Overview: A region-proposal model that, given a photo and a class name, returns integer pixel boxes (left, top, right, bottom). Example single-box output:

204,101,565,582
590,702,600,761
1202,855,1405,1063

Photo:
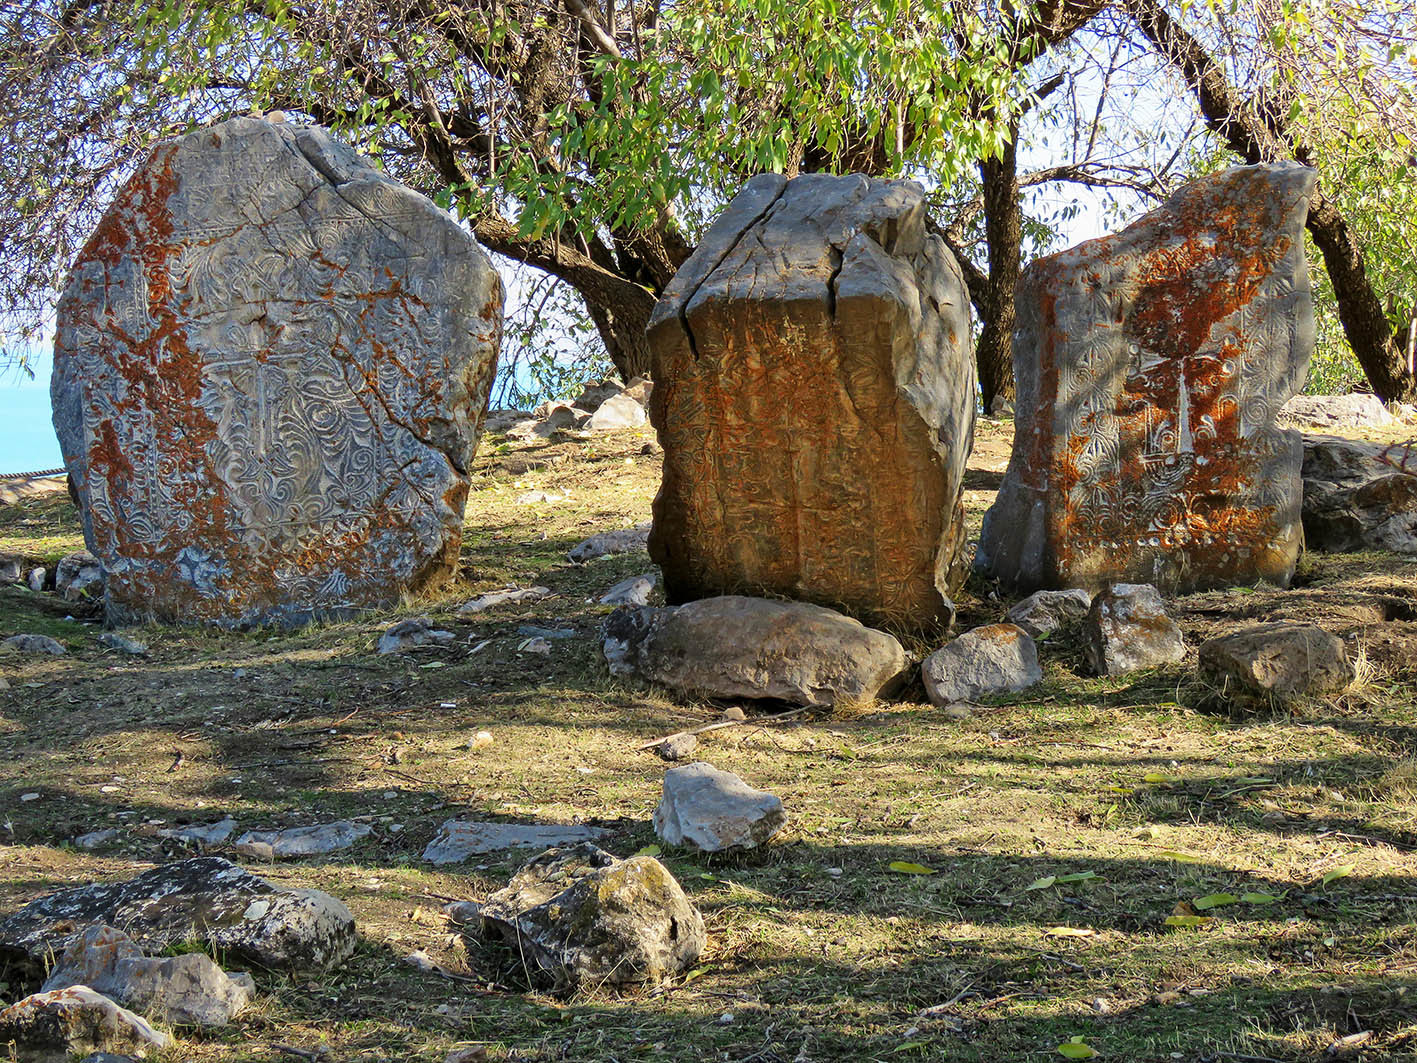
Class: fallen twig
634,704,819,751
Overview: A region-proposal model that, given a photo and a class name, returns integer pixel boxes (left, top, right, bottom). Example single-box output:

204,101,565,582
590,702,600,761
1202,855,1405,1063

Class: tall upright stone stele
52,117,503,627
646,173,976,633
975,163,1318,594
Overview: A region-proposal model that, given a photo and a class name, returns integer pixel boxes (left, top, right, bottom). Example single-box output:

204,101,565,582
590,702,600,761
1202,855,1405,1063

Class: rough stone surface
52,116,503,629
97,632,147,655
422,820,607,865
0,557,21,583
1198,623,1354,701
568,525,651,563
601,572,657,607
477,843,705,987
585,393,647,432
55,550,104,602
233,820,371,857
0,857,356,974
1,634,66,655
41,924,253,1026
378,617,454,654
458,585,551,613
75,829,121,850
0,987,169,1062
921,623,1042,706
653,762,786,852
603,595,909,706
1301,435,1417,554
653,732,699,762
977,164,1318,594
26,566,46,592
158,817,238,846
571,380,625,412
1278,392,1394,428
1084,584,1186,676
647,173,976,633
1006,589,1093,638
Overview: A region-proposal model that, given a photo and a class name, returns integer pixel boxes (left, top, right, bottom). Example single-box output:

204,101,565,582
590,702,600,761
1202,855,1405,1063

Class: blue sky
0,351,62,473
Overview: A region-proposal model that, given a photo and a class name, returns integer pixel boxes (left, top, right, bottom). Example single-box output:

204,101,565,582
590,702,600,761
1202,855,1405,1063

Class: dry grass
0,420,1415,1062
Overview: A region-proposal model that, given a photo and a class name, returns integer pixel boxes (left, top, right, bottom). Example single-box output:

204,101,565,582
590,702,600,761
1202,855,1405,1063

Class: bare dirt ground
1,416,1416,1063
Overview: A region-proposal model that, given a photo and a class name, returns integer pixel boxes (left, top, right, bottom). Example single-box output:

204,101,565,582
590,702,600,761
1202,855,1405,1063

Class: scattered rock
457,586,552,613
652,733,698,762
26,566,47,592
0,986,169,1061
516,624,576,640
571,380,626,413
233,820,372,857
921,623,1042,706
647,173,975,632
653,762,786,852
1006,588,1093,638
568,524,651,563
621,377,653,405
516,636,552,655
53,117,502,628
422,820,608,865
603,595,909,706
74,829,120,850
468,730,493,750
1198,623,1354,703
0,557,20,583
585,393,647,432
601,573,657,607
482,409,535,434
1301,435,1417,554
1278,392,1394,428
1,633,66,655
977,164,1317,594
159,817,238,846
378,617,455,654
97,631,147,655
1084,584,1186,676
532,404,584,437
54,550,104,602
0,857,357,974
41,924,253,1026
476,843,705,987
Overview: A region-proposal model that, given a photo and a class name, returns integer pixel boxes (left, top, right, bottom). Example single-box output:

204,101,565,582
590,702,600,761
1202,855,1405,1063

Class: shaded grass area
0,423,1415,1062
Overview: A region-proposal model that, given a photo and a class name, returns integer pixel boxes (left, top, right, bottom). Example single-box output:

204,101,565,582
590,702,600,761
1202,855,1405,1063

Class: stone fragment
601,572,657,607
422,820,607,865
585,394,647,432
977,164,1318,594
1,634,66,655
233,820,371,857
653,762,786,852
568,524,651,563
476,843,705,987
648,173,975,632
74,829,121,850
1278,393,1394,428
622,377,654,405
1301,436,1417,554
603,595,908,706
52,117,502,628
0,557,21,583
97,631,147,655
0,986,169,1061
533,404,584,437
55,550,104,602
1006,589,1093,638
652,732,698,762
571,380,625,412
378,617,454,654
41,924,253,1026
1198,623,1354,702
26,566,47,592
1084,584,1186,676
921,623,1042,706
158,817,238,846
457,585,552,613
482,409,535,434
0,857,356,974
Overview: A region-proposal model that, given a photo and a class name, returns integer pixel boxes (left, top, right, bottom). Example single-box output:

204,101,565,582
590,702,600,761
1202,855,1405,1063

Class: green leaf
888,861,935,875
1192,893,1239,910
1058,1039,1100,1058
1024,875,1057,891
1240,892,1283,905
1321,864,1354,886
1142,772,1177,784
1164,914,1212,927
1056,872,1098,884
634,844,661,858
1158,851,1203,863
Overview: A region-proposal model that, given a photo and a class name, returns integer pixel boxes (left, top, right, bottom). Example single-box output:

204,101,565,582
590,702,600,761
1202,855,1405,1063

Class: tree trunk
584,286,657,381
1127,0,1416,402
976,134,1023,411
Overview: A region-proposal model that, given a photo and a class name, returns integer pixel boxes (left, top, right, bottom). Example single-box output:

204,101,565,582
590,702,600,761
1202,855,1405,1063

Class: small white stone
19,792,40,802
242,899,270,920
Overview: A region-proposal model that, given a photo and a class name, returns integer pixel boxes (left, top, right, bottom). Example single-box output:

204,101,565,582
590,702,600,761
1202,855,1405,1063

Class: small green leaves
634,844,661,858
1164,914,1212,928
1058,1036,1100,1057
888,861,935,875
1240,892,1283,905
1157,850,1203,863
1321,864,1355,886
1192,893,1240,910
1025,872,1098,892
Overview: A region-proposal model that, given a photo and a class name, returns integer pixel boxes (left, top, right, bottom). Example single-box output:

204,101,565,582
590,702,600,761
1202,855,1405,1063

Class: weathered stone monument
646,173,976,632
976,163,1317,594
52,117,502,626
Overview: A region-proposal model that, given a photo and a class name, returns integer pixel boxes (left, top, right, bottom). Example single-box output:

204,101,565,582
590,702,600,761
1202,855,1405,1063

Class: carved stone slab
975,163,1317,594
52,117,502,626
647,173,976,633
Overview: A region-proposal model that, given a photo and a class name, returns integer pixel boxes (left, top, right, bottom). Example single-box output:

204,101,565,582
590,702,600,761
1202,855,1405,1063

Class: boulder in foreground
921,623,1042,706
0,986,169,1062
1084,584,1186,676
654,762,786,852
1198,623,1353,703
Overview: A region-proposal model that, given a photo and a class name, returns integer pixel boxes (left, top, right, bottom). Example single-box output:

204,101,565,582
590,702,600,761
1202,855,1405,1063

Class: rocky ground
1,411,1416,1062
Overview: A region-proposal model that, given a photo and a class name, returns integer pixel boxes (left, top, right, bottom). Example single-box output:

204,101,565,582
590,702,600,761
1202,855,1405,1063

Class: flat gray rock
585,393,647,431
52,116,502,628
1084,584,1186,676
234,820,371,857
0,558,20,583
2,633,66,655
601,572,657,607
458,585,552,613
1006,589,1093,638
603,595,908,706
0,857,356,974
1279,393,1394,428
378,617,454,654
54,550,103,602
921,623,1042,706
1198,623,1353,702
159,817,238,846
423,820,607,865
0,987,169,1061
26,566,46,592
74,829,121,850
569,525,651,563
654,762,786,852
476,843,705,987
97,631,147,655
1301,435,1417,554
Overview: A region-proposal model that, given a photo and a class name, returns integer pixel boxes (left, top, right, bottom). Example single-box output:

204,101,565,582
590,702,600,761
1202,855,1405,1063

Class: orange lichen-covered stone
647,174,976,634
51,118,502,627
976,164,1317,594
